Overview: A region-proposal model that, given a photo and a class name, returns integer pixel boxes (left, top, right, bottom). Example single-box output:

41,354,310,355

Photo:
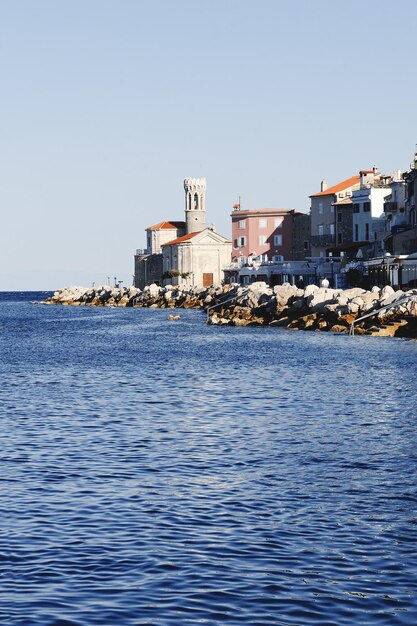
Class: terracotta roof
310,175,360,197
332,197,353,206
162,231,202,246
146,220,186,231
231,208,294,217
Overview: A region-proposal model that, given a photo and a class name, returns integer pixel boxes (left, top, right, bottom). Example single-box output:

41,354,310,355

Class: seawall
44,283,417,338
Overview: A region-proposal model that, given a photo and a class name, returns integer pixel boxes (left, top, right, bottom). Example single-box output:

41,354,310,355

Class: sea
1,291,417,626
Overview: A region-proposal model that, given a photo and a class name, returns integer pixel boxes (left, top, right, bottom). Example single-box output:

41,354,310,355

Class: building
310,175,360,257
162,227,232,288
231,207,308,264
385,146,417,256
404,146,417,230
351,169,391,255
292,212,311,260
134,221,186,289
134,178,231,289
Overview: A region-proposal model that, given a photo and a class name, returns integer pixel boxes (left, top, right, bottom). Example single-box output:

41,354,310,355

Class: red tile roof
310,175,360,197
231,208,294,217
162,231,202,246
146,220,186,231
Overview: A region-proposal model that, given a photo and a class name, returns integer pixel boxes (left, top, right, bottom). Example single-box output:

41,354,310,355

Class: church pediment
189,228,231,245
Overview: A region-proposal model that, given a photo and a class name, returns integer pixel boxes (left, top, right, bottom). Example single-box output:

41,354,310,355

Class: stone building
134,178,231,289
291,212,311,260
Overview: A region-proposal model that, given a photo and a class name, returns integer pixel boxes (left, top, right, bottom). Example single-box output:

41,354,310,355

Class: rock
307,288,338,311
330,324,348,333
381,285,395,298
303,284,319,297
347,301,360,314
248,282,272,298
43,283,417,338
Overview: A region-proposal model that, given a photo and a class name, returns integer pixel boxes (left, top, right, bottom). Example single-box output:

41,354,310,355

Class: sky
1,0,416,290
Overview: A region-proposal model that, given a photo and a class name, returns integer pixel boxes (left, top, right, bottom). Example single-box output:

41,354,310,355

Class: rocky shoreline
44,283,417,338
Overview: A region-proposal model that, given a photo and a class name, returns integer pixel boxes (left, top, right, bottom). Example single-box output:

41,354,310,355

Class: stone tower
184,177,206,234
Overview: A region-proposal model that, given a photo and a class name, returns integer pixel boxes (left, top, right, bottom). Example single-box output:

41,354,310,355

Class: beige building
162,227,232,287
134,178,232,289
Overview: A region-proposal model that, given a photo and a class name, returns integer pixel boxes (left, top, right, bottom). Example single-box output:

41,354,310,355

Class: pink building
231,207,297,262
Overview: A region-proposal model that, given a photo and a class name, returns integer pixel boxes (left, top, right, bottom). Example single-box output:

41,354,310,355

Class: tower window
194,193,199,210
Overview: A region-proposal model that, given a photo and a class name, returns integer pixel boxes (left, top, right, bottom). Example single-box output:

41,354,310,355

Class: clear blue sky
1,0,416,290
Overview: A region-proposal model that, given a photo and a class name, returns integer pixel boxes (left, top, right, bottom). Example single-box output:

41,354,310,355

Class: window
233,239,238,249
239,236,246,247
330,224,335,235
274,234,282,246
275,217,283,228
354,224,359,241
365,223,369,241
330,205,334,213
303,240,309,250
259,235,267,245
318,224,324,235
363,202,371,212
319,203,323,214
337,233,342,244
238,220,246,229
337,211,342,222
353,204,360,213
259,218,267,228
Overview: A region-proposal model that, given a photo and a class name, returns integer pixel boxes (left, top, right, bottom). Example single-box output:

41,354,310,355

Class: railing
384,201,398,212
136,249,150,256
206,287,251,322
310,234,335,246
223,263,243,271
349,294,417,336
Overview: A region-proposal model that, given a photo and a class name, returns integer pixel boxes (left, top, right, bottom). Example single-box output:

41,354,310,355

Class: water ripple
1,294,417,625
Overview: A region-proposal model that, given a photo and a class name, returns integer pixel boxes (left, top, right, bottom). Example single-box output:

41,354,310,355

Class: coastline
44,283,417,338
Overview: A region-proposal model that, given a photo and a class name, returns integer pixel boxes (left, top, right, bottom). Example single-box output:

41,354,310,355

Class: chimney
321,179,327,192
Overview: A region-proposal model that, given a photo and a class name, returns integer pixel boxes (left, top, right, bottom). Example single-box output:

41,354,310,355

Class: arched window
194,193,199,210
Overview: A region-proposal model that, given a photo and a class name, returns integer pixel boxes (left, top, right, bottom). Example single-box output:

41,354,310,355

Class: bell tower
184,177,206,234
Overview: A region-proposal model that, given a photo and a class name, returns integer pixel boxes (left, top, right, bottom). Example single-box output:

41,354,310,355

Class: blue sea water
1,291,417,626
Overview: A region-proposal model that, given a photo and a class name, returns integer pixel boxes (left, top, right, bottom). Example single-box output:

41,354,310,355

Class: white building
162,178,231,288
134,178,232,289
352,169,391,250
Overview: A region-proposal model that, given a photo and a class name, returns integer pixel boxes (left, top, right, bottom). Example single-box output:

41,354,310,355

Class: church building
134,178,231,289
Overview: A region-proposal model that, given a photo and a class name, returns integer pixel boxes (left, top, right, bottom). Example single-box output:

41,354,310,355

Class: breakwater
44,283,417,337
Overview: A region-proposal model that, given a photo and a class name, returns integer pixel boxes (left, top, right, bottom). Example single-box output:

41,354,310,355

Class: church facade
134,178,232,289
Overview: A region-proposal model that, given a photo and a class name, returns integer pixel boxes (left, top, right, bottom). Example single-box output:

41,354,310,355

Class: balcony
384,201,398,213
310,234,335,247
